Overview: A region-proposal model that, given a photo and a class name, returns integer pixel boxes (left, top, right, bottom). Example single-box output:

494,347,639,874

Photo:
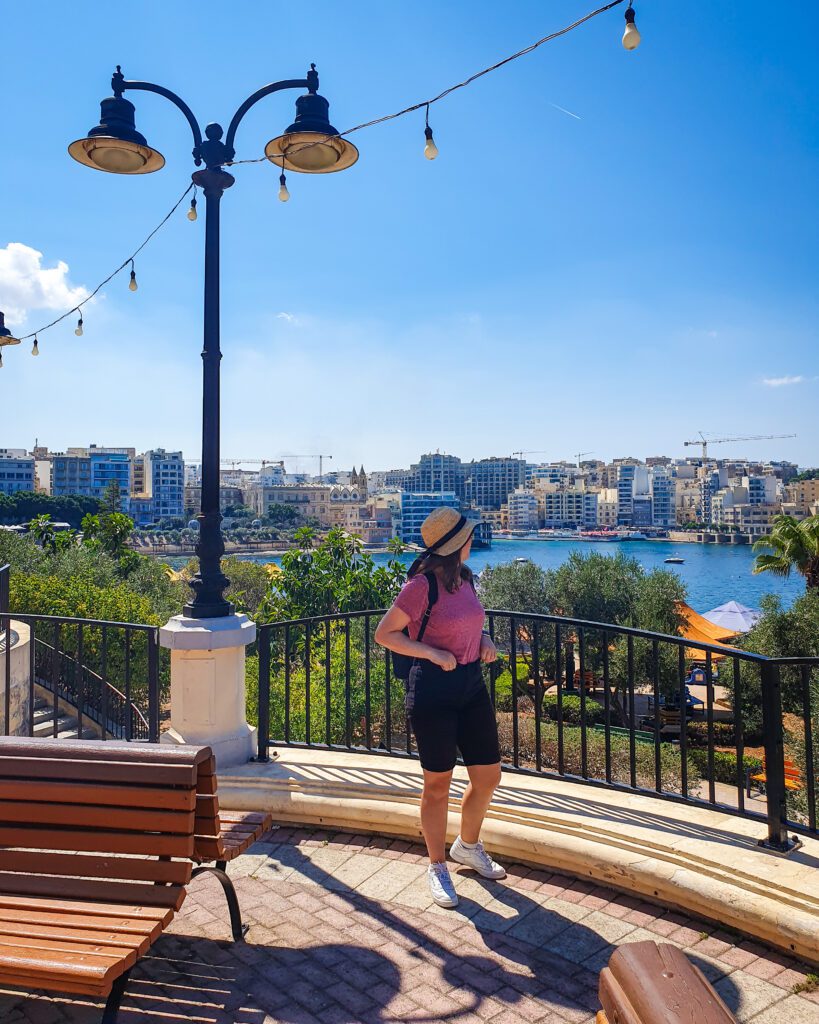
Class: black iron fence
1,563,163,742
256,610,819,850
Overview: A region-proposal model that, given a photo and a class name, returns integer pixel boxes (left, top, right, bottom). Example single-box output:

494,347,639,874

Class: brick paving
1,826,817,1023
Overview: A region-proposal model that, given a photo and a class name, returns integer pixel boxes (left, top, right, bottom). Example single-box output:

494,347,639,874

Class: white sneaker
450,836,507,879
427,862,459,907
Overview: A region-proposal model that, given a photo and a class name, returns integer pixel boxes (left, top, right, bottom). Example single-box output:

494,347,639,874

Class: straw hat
420,507,481,557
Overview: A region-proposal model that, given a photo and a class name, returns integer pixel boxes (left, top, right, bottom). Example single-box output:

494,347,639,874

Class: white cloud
0,243,87,327
276,311,299,325
762,375,806,388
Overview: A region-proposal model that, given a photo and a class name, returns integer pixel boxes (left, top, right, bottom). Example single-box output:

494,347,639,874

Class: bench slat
0,922,146,953
0,933,139,969
0,970,117,998
0,826,194,858
0,908,160,939
0,851,192,885
0,801,195,835
0,894,173,924
0,756,197,788
0,738,212,767
0,943,126,980
0,779,196,812
0,874,186,911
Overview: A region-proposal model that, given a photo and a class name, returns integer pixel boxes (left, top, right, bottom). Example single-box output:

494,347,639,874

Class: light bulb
278,173,290,203
31,337,39,357
424,126,439,160
75,316,83,337
622,7,641,50
129,269,138,292
187,197,198,221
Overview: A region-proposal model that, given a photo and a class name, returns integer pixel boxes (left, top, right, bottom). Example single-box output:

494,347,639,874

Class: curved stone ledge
220,747,819,966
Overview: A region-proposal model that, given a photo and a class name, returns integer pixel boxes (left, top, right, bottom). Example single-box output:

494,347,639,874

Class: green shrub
541,693,604,726
687,747,762,786
496,715,687,793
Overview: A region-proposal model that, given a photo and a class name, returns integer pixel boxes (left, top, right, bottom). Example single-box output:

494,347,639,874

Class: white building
507,488,539,530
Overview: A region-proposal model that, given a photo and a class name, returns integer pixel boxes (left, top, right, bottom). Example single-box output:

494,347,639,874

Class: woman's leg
420,768,453,862
460,762,501,843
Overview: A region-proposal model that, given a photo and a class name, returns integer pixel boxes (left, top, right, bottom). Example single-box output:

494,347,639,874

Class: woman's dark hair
408,547,474,593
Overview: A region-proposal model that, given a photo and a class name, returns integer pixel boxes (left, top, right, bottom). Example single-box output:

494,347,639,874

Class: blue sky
1,2,817,473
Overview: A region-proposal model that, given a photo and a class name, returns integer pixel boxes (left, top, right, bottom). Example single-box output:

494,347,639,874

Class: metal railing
1,562,163,742
256,609,819,851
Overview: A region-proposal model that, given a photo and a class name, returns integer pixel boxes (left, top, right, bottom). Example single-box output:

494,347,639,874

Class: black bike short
409,659,501,773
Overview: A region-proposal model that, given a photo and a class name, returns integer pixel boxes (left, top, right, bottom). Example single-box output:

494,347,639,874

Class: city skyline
2,3,817,466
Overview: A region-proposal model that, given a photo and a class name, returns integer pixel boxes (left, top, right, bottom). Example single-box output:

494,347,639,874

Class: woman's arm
374,605,456,670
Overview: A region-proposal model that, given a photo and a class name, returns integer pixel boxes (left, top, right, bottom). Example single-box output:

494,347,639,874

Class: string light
4,0,633,370
622,2,641,49
423,105,439,161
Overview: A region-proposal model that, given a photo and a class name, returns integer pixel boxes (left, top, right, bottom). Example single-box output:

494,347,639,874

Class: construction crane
280,454,333,482
575,450,594,466
220,458,275,469
512,450,549,460
683,433,797,464
683,432,797,522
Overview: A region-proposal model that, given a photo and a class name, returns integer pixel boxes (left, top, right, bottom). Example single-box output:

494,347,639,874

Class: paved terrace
2,825,817,1024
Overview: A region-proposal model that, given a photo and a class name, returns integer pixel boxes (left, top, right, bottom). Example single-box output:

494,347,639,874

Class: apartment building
0,450,35,495
463,457,526,511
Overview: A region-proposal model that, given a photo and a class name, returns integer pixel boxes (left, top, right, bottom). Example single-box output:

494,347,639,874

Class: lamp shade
0,312,20,346
69,96,165,174
265,91,358,174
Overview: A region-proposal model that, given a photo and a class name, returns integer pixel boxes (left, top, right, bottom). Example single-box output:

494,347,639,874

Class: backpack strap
415,571,439,643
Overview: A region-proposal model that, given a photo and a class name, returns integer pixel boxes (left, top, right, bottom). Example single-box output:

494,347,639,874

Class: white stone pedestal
159,614,257,769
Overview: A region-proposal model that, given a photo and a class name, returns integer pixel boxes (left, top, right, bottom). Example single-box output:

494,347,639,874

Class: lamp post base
159,613,257,769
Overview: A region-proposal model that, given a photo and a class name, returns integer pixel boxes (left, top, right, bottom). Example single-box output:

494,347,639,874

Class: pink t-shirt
394,574,485,665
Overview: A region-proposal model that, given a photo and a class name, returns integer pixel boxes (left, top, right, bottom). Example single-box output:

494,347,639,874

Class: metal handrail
33,636,151,738
256,608,819,852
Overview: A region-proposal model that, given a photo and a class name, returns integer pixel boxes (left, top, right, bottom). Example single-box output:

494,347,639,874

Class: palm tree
753,514,819,590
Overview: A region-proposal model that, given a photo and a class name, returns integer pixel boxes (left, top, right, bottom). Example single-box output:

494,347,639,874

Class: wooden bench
190,750,273,940
0,738,272,1021
746,756,803,798
597,941,737,1023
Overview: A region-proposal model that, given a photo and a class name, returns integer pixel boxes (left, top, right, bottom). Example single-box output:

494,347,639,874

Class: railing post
147,629,160,743
256,626,271,762
759,660,799,852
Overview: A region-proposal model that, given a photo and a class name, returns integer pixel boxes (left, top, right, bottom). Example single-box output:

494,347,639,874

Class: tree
478,560,553,616
549,550,643,624
81,511,135,557
0,491,101,529
753,514,819,590
258,527,406,622
28,514,59,554
731,591,819,732
100,481,124,516
262,503,300,528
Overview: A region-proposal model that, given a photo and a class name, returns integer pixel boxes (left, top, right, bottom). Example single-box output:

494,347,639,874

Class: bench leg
102,967,132,1024
192,863,248,942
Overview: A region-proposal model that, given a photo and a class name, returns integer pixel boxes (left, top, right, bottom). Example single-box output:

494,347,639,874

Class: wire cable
16,183,194,341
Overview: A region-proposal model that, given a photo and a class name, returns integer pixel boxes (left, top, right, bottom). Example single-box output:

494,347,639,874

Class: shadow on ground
0,840,742,1024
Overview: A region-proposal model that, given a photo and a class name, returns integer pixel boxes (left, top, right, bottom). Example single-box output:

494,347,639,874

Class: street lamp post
69,64,358,618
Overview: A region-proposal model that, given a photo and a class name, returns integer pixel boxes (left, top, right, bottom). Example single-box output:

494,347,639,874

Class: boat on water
665,556,685,564
514,556,528,563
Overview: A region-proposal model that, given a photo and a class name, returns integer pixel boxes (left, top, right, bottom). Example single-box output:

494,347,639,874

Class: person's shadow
2,838,741,1023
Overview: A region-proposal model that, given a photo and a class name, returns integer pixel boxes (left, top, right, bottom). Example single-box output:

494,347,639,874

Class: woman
375,507,505,908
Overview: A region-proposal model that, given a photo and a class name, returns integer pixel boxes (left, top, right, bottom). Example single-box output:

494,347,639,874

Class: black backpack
391,571,439,680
